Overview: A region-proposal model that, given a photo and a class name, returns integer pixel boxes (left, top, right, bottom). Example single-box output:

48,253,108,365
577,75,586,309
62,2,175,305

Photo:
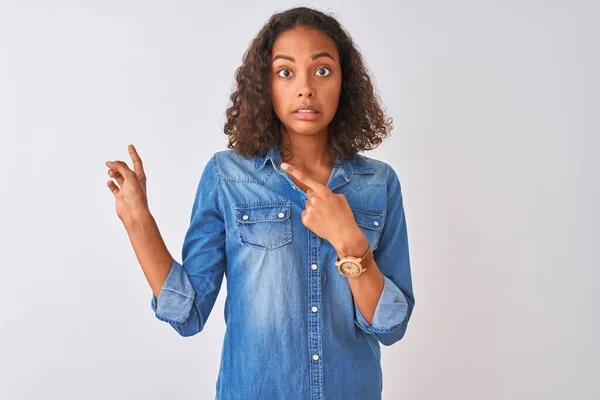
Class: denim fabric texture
150,144,415,400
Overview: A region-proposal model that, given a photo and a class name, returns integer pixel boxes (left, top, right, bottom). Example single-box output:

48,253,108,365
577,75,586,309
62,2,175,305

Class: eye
315,67,331,77
276,67,332,78
277,69,293,78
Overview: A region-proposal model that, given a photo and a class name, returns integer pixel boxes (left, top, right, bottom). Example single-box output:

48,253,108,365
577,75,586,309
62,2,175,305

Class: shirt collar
253,143,375,187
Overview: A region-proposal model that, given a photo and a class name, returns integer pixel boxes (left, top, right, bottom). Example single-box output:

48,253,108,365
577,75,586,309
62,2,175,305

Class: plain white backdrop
0,1,598,399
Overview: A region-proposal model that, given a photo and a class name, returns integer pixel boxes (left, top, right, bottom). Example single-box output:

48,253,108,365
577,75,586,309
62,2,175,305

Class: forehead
271,26,338,59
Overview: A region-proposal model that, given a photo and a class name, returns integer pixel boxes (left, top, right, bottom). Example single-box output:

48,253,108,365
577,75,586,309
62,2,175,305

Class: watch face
340,261,360,277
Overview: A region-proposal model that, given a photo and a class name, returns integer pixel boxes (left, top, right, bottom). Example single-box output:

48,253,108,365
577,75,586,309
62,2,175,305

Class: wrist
334,228,368,258
121,207,153,229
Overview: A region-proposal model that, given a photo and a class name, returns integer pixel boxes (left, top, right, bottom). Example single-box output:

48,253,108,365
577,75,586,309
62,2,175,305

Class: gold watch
335,246,372,278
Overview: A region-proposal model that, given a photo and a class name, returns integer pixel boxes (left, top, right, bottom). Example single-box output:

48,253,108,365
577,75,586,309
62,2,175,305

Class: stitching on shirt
219,176,263,183
233,201,292,209
355,319,402,334
212,153,226,218
351,181,386,191
163,286,195,299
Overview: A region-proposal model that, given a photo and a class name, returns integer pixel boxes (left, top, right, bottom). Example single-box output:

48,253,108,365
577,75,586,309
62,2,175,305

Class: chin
287,124,328,136
282,117,331,134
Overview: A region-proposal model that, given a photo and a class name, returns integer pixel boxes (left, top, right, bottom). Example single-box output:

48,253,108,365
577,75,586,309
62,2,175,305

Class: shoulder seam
211,153,225,217
386,162,392,190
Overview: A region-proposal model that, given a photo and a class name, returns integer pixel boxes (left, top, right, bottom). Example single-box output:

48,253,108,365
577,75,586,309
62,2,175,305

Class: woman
105,6,415,400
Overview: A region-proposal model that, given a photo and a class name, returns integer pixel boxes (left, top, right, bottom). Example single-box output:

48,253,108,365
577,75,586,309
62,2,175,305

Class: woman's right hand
105,144,149,222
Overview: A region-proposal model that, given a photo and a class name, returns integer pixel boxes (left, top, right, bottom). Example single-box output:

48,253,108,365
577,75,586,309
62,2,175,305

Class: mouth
292,109,320,120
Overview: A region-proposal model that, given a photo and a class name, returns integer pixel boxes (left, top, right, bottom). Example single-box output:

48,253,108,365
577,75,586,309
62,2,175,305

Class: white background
0,0,598,399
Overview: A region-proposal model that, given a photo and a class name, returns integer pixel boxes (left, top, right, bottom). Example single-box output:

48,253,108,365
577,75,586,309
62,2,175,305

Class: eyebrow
272,52,336,63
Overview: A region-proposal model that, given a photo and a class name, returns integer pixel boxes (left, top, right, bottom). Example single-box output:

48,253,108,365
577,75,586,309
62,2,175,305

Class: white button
312,306,318,312
278,212,285,218
312,354,319,360
373,221,379,226
311,264,317,270
242,215,249,220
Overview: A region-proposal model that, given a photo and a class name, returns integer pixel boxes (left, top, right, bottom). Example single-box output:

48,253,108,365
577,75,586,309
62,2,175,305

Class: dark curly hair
223,6,393,162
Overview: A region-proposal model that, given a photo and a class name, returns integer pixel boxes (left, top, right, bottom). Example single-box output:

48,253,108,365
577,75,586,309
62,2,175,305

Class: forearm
335,232,384,326
122,209,174,299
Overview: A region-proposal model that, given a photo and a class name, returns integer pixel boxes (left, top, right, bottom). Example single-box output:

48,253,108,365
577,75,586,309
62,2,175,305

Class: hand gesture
105,144,149,222
280,162,363,251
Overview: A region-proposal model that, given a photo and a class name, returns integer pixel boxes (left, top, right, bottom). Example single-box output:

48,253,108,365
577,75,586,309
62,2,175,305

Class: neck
279,128,335,171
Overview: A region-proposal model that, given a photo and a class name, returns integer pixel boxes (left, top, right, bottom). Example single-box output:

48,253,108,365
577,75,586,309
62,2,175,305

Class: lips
292,110,320,120
293,105,319,114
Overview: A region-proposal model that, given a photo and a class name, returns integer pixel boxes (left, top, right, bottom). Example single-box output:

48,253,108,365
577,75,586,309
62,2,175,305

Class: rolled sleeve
149,153,227,337
353,164,415,346
150,259,195,325
354,274,409,333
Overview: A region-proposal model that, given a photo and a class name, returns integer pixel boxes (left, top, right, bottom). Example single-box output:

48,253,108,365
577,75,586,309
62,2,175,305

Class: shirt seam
212,153,225,217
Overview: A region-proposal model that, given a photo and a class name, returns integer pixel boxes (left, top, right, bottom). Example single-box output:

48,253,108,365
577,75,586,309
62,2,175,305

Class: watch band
359,246,372,266
336,246,371,263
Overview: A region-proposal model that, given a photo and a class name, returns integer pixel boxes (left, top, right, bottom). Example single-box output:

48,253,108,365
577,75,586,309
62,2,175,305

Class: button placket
307,234,324,398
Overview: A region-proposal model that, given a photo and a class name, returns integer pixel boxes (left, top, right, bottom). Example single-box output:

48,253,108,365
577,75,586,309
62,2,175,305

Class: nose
296,75,314,98
297,90,313,97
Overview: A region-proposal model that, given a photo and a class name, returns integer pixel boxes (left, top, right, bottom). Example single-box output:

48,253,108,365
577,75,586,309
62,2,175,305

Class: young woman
105,7,415,400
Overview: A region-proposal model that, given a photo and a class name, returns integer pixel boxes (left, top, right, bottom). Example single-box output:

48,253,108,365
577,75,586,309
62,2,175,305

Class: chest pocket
234,202,292,250
352,207,386,252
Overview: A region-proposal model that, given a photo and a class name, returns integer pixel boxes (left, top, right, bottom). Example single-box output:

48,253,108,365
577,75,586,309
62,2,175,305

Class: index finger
280,162,327,195
105,160,134,177
128,144,145,175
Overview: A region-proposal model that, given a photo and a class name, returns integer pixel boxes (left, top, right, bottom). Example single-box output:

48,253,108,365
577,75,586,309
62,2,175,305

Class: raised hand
105,144,149,222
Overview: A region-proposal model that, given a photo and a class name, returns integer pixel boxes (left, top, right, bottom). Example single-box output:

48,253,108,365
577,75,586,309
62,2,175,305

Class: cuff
354,274,409,333
150,259,195,325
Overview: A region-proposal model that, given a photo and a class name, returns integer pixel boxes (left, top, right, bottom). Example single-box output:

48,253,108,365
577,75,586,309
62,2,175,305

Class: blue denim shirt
150,144,415,400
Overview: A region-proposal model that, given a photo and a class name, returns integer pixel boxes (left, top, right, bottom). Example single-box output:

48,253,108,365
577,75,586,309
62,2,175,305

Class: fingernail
281,163,288,170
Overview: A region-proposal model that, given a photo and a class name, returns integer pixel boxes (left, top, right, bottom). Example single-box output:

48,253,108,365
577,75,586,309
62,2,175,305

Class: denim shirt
150,144,415,400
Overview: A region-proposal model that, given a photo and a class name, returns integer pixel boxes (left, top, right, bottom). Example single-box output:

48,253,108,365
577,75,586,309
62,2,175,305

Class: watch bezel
335,253,368,278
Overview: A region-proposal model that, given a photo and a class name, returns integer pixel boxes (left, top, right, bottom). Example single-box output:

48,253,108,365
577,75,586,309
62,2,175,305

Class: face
269,25,342,139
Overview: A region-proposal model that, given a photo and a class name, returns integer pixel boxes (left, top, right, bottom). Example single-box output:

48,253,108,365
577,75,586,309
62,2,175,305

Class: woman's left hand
281,162,363,251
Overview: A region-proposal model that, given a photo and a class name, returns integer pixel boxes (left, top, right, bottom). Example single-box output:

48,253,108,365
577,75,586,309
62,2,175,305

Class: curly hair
223,6,393,162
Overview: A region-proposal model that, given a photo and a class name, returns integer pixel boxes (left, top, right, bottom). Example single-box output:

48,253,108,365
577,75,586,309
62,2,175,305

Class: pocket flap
234,202,291,224
352,207,385,232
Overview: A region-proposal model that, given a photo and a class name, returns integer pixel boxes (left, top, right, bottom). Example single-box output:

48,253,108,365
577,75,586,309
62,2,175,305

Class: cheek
323,83,342,114
269,93,282,118
270,81,287,112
